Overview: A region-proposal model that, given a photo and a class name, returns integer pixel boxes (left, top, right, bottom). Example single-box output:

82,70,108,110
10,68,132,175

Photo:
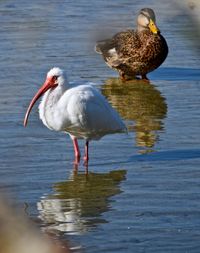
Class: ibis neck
44,85,65,106
39,85,66,130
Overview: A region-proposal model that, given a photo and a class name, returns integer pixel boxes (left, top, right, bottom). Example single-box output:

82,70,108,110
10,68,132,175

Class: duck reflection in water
37,169,126,235
101,78,167,153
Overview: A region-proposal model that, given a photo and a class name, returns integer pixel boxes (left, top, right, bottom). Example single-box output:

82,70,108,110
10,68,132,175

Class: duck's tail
94,39,115,55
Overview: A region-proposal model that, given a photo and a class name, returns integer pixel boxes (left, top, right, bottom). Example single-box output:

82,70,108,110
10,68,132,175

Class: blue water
0,0,200,252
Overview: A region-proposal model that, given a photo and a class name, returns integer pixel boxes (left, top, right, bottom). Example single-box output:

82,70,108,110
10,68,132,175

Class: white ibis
24,67,126,165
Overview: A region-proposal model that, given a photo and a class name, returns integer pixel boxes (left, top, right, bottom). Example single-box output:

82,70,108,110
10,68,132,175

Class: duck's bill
149,19,160,34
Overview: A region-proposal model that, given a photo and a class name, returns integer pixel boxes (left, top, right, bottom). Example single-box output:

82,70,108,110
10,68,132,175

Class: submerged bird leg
83,140,89,165
119,71,137,82
119,71,127,82
141,74,149,81
73,163,79,175
72,138,81,164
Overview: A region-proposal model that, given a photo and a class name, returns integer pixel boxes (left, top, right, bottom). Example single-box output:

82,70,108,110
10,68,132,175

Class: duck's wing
113,30,141,57
95,30,141,67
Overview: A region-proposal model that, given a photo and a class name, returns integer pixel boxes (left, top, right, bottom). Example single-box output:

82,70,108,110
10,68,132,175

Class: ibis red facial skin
24,67,126,165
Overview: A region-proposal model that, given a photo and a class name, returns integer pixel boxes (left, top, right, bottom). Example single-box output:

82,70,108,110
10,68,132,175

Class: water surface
0,0,200,252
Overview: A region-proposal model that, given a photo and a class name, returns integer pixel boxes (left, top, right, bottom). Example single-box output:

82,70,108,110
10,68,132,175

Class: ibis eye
53,75,58,81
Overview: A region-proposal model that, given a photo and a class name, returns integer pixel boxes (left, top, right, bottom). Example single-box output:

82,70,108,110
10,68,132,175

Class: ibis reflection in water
101,78,167,153
37,170,126,234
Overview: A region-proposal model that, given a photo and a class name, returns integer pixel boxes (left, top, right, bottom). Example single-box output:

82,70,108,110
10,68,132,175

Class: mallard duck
95,8,168,81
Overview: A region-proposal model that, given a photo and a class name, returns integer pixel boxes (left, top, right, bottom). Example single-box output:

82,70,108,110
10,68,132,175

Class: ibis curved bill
24,67,126,165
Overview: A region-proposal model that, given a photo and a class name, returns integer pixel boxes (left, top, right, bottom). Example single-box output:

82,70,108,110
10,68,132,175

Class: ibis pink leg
84,141,89,164
72,138,81,164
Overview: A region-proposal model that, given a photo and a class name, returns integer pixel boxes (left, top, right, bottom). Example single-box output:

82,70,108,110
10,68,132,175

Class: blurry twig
0,197,72,253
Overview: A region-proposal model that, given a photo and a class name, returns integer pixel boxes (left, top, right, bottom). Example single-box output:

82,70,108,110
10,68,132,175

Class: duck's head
137,8,160,34
23,67,66,127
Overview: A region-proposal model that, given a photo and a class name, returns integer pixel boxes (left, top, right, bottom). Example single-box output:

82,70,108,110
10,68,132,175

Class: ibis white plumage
24,67,126,164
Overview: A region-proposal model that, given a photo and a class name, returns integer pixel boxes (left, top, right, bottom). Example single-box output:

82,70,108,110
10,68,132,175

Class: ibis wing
57,85,126,139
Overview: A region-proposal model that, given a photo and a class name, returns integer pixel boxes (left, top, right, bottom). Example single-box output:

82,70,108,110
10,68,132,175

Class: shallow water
0,0,200,252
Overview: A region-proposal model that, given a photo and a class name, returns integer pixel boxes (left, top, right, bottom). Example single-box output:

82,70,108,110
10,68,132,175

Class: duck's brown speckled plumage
95,8,168,80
